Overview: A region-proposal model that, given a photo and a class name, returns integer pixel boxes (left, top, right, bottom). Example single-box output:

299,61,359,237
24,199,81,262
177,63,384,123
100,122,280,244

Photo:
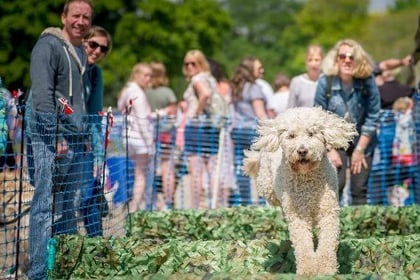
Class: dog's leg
315,193,340,275
282,198,317,276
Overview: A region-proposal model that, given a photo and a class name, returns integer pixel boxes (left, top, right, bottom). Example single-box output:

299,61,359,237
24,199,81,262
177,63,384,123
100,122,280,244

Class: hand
56,139,69,155
350,150,368,174
402,55,412,66
327,149,342,168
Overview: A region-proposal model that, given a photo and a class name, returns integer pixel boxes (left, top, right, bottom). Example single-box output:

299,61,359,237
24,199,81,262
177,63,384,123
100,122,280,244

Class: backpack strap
361,79,368,96
325,75,333,108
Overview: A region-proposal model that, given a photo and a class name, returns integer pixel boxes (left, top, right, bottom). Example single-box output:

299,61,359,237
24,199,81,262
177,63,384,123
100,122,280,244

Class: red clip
58,97,74,115
108,108,114,128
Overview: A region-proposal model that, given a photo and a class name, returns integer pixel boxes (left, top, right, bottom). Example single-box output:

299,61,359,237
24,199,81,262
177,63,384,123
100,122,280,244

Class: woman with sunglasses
181,49,221,209
80,25,112,237
314,39,380,205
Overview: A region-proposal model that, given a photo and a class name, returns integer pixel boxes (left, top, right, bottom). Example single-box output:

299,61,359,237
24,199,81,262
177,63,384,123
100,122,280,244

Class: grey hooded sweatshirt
29,27,88,144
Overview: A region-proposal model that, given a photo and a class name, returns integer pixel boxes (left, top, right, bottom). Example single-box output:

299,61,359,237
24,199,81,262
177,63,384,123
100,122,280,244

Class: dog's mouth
291,159,319,173
298,158,311,165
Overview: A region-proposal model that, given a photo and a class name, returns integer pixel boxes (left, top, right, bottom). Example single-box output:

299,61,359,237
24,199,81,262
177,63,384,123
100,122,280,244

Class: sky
369,0,395,12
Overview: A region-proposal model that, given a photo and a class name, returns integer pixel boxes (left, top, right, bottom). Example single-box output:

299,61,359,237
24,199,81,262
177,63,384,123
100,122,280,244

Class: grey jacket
29,27,88,144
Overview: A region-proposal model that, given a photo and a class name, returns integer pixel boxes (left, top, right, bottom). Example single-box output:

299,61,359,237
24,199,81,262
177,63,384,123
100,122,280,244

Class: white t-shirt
287,74,318,108
270,91,289,114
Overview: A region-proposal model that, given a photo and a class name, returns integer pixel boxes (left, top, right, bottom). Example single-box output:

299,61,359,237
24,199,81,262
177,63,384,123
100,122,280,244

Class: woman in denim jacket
314,39,380,205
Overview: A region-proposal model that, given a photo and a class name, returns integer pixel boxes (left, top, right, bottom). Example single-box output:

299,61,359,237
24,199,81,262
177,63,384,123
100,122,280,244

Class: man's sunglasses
88,41,109,53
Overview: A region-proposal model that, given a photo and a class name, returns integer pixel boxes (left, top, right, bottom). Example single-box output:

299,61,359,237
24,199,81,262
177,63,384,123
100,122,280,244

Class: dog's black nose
297,146,308,157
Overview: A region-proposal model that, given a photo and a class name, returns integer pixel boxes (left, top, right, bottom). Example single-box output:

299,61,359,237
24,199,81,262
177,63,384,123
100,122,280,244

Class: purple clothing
232,82,266,128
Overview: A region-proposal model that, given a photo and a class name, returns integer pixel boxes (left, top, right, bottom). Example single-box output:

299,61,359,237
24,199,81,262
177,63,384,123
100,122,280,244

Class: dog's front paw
295,252,318,276
315,253,338,275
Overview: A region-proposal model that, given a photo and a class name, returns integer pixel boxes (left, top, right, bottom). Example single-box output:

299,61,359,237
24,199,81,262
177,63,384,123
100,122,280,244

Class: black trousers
336,148,373,205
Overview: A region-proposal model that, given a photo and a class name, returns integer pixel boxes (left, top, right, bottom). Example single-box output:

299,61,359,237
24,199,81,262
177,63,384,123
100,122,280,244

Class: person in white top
269,73,290,116
287,44,324,108
117,63,153,213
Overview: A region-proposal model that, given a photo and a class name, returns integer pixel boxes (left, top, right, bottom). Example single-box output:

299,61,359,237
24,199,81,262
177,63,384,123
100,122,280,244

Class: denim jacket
314,74,380,155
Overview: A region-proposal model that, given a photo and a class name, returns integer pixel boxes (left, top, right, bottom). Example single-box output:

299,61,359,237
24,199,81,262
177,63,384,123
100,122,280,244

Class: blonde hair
118,62,151,99
182,49,211,78
306,44,324,60
322,39,374,78
129,63,151,82
150,61,169,87
392,97,413,112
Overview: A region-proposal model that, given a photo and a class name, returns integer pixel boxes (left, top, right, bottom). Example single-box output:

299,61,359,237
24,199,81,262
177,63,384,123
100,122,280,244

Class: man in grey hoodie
27,1,93,279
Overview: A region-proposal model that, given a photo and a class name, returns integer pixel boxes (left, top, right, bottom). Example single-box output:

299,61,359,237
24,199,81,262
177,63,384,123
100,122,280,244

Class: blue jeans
80,152,103,237
231,127,257,205
28,139,84,280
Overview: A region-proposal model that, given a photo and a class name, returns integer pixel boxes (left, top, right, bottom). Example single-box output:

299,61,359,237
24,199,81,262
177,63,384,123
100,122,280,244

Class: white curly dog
243,107,357,276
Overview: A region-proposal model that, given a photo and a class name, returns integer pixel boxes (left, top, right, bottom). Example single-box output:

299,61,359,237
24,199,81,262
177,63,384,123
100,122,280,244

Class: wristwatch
355,145,365,153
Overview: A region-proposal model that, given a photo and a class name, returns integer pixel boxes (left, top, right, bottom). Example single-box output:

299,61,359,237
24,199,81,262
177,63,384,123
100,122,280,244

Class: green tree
278,0,370,77
0,0,231,107
391,0,420,11
0,0,417,106
96,0,232,106
0,1,62,91
220,0,303,83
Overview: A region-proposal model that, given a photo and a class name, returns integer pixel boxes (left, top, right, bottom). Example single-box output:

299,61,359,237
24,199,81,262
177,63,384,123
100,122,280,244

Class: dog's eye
287,133,296,139
308,131,314,137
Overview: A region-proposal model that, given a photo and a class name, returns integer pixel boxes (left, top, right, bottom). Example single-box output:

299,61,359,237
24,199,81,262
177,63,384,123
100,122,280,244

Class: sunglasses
184,61,197,67
338,53,354,61
87,40,109,53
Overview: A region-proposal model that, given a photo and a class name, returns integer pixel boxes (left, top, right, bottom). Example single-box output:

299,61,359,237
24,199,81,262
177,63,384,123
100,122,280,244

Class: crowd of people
0,0,418,278
109,41,417,210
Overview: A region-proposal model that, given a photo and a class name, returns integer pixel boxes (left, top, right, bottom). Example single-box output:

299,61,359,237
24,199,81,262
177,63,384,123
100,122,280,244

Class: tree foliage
0,0,419,107
391,0,420,11
220,0,303,82
0,1,62,90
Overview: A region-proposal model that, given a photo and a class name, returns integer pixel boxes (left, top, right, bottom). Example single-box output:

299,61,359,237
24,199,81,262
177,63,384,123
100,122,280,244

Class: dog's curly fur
243,107,357,276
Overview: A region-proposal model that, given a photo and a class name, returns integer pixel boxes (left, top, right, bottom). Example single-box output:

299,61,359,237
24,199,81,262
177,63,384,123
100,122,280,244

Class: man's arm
379,55,412,72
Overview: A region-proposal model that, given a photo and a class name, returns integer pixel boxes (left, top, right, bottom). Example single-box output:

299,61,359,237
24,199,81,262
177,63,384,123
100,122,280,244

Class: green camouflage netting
126,205,419,240
50,206,420,279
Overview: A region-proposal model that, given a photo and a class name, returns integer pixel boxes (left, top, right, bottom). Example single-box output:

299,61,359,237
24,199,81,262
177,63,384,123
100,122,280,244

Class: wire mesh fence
0,93,419,277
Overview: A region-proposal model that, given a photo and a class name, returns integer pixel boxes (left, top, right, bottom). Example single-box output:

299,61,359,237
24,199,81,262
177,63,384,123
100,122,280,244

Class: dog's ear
242,149,260,177
251,119,285,152
321,110,358,150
